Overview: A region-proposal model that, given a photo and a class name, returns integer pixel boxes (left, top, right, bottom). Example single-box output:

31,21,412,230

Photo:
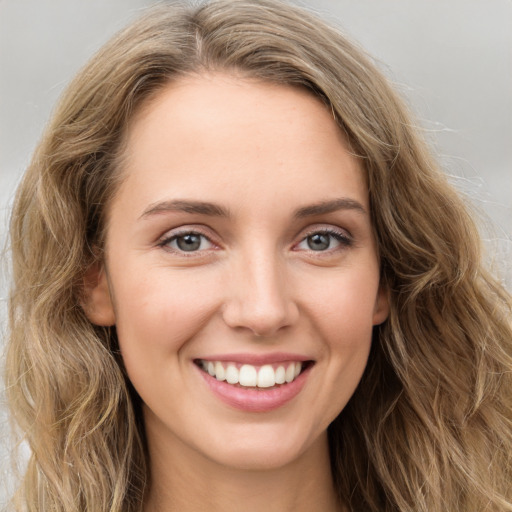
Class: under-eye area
194,359,315,389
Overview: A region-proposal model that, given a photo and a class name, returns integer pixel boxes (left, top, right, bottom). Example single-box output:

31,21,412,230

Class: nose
221,249,299,337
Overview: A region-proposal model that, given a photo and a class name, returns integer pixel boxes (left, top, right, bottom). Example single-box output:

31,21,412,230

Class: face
84,73,388,471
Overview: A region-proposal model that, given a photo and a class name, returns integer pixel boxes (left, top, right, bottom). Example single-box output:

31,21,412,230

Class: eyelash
157,227,353,256
158,229,215,256
294,228,353,253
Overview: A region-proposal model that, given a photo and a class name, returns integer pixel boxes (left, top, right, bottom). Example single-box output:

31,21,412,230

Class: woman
5,1,512,511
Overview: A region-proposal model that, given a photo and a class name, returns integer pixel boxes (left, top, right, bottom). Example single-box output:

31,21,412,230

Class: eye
160,231,214,253
295,229,352,252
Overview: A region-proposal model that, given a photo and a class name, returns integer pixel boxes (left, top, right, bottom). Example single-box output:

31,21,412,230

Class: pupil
307,233,330,251
177,234,201,251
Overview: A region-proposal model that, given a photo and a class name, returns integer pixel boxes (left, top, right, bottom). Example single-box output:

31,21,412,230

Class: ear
81,261,116,326
372,282,390,326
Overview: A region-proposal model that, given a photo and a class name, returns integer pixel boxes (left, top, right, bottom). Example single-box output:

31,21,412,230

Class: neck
143,419,343,512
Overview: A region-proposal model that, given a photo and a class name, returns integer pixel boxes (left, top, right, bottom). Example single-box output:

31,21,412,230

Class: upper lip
195,352,313,365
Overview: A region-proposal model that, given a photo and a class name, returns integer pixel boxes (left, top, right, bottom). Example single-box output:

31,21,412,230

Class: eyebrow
140,199,231,219
139,197,366,220
293,198,367,218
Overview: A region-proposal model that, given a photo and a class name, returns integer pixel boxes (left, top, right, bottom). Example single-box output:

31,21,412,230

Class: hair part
6,1,512,510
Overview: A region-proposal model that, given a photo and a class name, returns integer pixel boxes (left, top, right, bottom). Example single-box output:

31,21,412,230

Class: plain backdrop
1,0,511,507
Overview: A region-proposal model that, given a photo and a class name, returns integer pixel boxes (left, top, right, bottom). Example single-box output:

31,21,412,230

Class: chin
207,445,304,471
197,424,325,472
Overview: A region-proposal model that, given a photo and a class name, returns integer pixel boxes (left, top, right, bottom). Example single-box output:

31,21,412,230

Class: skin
84,73,389,512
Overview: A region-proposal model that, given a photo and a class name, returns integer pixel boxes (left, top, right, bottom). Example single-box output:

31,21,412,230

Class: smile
196,360,305,388
194,357,314,412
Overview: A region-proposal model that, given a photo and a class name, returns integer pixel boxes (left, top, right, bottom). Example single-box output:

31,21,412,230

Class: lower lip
196,364,312,412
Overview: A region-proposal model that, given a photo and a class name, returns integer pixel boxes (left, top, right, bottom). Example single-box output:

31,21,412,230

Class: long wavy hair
6,1,512,510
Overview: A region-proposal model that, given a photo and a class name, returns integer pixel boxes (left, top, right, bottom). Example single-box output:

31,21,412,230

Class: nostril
220,261,299,336
222,300,299,337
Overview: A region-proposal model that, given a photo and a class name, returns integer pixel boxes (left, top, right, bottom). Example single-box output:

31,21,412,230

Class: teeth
275,366,286,384
239,364,257,386
285,364,295,383
214,362,226,381
225,364,239,384
199,360,304,388
257,365,275,388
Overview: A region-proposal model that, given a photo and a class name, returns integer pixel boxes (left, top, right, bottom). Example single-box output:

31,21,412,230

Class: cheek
292,270,378,433
304,267,380,344
111,268,222,365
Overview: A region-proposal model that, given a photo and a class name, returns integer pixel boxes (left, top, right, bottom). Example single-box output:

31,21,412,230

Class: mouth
193,353,315,412
194,359,314,390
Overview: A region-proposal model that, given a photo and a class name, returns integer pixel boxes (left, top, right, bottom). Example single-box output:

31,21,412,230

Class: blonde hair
6,1,512,510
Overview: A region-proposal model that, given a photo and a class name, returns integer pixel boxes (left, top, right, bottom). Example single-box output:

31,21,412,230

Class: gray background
1,0,511,506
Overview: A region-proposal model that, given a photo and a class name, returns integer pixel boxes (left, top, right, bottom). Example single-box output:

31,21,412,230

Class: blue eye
162,232,213,252
296,230,351,252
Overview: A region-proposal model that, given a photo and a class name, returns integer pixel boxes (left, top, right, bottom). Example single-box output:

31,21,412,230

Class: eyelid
300,224,352,239
292,225,353,252
155,223,353,255
157,225,219,253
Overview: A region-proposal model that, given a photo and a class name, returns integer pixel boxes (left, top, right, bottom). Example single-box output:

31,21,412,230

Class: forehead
115,73,368,218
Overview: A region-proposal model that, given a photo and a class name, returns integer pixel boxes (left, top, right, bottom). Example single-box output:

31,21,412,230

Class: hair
5,0,512,510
